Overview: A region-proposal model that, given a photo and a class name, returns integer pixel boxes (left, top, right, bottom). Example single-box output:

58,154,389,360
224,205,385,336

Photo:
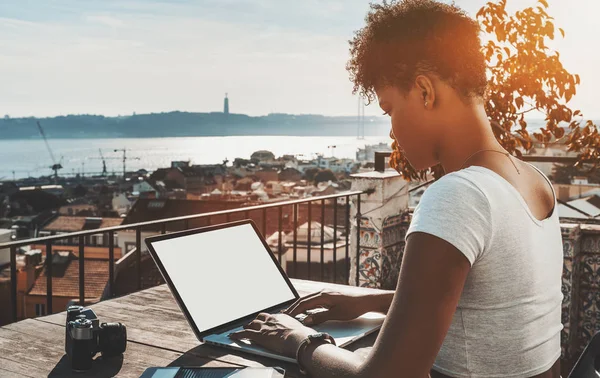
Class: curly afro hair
347,0,487,104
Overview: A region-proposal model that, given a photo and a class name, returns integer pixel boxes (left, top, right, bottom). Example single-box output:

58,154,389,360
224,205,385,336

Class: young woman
230,1,563,377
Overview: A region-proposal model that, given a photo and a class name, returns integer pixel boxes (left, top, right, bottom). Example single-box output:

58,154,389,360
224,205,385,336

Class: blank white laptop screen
150,223,296,334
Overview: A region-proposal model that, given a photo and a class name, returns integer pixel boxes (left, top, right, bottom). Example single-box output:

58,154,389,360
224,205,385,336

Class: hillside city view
1,0,600,377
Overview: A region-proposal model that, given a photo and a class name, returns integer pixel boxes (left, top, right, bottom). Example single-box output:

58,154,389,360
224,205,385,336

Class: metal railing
0,191,367,324
375,150,581,172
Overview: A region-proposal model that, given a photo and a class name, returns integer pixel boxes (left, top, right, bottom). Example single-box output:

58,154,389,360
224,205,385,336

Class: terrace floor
0,279,382,378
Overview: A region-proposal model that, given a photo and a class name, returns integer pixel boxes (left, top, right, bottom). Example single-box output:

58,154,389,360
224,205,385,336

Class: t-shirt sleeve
406,174,492,266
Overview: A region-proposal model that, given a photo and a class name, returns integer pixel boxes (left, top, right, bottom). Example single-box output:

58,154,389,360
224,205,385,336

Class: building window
35,303,46,317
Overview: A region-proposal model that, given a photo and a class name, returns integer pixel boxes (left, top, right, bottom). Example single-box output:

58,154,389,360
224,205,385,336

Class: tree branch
515,107,539,115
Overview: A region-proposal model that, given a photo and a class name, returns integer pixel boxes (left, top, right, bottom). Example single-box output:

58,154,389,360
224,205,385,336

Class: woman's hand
229,312,315,358
283,290,374,326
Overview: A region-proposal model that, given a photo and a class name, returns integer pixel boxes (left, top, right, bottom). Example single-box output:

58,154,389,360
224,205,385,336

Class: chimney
18,249,42,293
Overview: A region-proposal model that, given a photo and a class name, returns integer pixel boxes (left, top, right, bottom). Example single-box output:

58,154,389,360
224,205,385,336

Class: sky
0,0,599,118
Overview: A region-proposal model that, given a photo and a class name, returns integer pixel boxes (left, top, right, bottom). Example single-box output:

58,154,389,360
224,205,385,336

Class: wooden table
0,279,384,377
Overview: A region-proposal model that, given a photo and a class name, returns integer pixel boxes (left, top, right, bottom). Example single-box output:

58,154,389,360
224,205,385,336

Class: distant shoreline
0,132,392,140
0,111,557,140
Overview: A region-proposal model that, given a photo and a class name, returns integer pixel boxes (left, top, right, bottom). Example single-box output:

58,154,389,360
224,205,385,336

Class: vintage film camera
65,305,127,372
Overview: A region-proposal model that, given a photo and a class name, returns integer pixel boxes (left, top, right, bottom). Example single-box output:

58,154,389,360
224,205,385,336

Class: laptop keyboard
175,368,241,378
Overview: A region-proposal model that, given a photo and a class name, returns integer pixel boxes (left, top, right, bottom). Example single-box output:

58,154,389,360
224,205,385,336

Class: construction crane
89,148,138,178
36,121,63,181
98,148,107,176
113,148,140,178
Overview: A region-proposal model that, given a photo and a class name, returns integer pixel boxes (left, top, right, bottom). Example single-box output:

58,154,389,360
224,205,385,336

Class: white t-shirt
406,164,563,377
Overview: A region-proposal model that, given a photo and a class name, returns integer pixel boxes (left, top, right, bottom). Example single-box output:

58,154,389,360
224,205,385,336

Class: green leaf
559,28,565,37
539,0,548,8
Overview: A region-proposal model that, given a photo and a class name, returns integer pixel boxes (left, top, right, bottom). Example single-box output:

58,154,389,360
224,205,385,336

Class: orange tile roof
43,216,123,232
28,258,109,299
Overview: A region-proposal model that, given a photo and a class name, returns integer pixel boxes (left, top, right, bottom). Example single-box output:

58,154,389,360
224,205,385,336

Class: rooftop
43,216,123,232
28,255,109,299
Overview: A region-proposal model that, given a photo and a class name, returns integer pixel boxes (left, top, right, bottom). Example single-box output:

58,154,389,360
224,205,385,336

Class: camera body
65,305,127,372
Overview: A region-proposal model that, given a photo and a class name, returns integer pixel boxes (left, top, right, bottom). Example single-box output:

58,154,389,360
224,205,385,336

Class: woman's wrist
365,291,395,314
286,328,313,359
296,335,335,375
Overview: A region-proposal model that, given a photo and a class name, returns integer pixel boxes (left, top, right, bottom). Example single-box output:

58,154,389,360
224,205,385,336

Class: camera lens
98,322,127,357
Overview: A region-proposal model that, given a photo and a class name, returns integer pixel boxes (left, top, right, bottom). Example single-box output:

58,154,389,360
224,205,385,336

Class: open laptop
145,219,385,364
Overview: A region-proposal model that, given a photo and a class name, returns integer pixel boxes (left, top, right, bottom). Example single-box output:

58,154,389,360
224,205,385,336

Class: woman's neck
435,106,502,174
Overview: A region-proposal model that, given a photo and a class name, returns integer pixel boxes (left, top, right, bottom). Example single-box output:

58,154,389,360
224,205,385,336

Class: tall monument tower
224,93,229,115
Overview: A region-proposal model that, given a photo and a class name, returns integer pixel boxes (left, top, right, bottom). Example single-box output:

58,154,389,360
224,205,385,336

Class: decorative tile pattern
358,248,383,288
560,226,582,365
356,244,405,289
381,243,404,289
577,289,600,353
382,214,401,228
562,256,573,359
353,212,409,288
563,240,574,258
382,219,407,247
358,216,379,249
582,236,600,255
359,217,375,230
359,229,380,249
579,255,600,289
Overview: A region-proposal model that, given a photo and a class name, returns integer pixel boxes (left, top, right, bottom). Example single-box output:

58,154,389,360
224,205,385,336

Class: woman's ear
415,75,435,109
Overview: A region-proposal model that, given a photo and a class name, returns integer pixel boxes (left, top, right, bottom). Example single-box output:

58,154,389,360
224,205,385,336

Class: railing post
345,196,350,284
108,231,115,298
307,201,312,280
293,203,298,277
320,199,325,282
333,202,338,283
78,236,85,305
46,242,53,315
136,228,142,291
10,246,17,322
355,194,361,286
278,206,283,264
349,170,409,288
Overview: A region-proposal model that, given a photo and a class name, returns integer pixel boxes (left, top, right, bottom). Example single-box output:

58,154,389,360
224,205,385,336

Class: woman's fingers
244,319,262,331
283,291,322,315
303,308,335,326
229,328,260,342
284,291,330,316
